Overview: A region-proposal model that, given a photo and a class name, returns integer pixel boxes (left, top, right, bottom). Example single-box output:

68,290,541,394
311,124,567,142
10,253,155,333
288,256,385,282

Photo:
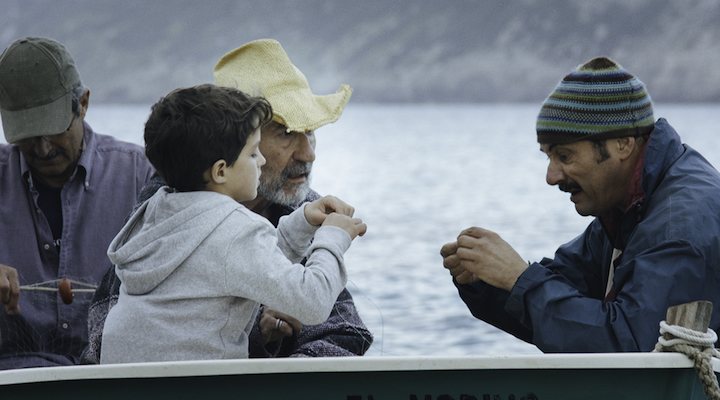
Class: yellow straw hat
213,39,352,132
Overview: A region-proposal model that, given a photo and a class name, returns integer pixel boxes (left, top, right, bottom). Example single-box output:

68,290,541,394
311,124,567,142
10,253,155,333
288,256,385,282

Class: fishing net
0,278,96,369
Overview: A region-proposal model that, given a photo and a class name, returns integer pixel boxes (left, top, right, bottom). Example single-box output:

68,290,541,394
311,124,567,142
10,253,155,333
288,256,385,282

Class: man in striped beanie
442,57,720,353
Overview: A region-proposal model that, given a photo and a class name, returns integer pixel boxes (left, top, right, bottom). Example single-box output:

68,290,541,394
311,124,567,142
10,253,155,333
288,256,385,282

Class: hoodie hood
107,187,240,295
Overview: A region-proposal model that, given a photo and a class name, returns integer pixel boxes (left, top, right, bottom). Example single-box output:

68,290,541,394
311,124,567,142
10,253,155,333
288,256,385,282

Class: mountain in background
1,0,719,103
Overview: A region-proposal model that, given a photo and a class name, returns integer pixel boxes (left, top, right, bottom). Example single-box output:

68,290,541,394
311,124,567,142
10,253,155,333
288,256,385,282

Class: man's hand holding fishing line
441,227,528,291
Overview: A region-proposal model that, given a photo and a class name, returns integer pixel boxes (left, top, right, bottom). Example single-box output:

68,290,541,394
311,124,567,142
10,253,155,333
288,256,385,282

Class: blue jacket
457,119,720,352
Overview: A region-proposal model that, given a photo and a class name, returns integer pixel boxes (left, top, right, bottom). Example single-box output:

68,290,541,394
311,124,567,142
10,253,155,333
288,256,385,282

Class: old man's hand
259,308,303,345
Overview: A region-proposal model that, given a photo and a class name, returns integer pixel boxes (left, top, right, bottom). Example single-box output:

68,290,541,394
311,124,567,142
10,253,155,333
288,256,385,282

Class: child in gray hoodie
100,84,366,363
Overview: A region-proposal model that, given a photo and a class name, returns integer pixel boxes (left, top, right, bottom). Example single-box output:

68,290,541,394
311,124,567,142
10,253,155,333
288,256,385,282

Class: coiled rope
655,320,720,400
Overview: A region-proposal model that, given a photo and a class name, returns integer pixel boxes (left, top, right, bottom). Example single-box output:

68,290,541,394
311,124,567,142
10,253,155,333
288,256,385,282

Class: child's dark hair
144,84,272,192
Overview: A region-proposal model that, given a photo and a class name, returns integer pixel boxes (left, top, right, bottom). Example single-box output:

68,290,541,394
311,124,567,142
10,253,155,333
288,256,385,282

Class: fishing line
343,278,384,355
19,278,97,304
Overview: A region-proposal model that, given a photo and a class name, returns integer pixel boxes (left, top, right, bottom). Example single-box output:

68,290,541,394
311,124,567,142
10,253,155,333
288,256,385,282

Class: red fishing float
58,278,73,305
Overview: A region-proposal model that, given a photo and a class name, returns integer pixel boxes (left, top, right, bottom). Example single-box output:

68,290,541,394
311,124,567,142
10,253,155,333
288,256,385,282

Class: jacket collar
599,119,685,248
640,118,685,197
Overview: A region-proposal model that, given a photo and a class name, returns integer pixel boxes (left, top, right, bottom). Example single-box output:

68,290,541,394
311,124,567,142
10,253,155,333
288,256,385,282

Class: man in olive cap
0,37,153,369
441,57,720,352
82,39,372,362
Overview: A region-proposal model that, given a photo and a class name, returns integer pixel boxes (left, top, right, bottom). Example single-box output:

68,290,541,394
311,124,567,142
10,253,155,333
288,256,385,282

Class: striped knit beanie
536,57,654,144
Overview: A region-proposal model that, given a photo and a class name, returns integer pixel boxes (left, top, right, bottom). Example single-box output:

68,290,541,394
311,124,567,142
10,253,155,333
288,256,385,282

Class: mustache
28,149,63,161
559,181,581,193
281,162,312,179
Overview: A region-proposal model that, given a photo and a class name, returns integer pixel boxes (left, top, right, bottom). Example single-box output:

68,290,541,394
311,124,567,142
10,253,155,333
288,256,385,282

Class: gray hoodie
100,187,350,363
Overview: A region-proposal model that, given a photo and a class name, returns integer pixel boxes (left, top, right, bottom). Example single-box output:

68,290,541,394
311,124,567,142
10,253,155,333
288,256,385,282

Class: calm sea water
4,103,720,356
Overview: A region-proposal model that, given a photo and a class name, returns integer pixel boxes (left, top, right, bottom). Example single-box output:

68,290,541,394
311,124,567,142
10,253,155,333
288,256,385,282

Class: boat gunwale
1,353,717,386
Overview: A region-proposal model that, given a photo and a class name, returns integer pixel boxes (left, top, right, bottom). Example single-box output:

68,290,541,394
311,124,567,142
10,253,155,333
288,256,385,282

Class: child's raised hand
304,195,355,226
323,213,367,240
